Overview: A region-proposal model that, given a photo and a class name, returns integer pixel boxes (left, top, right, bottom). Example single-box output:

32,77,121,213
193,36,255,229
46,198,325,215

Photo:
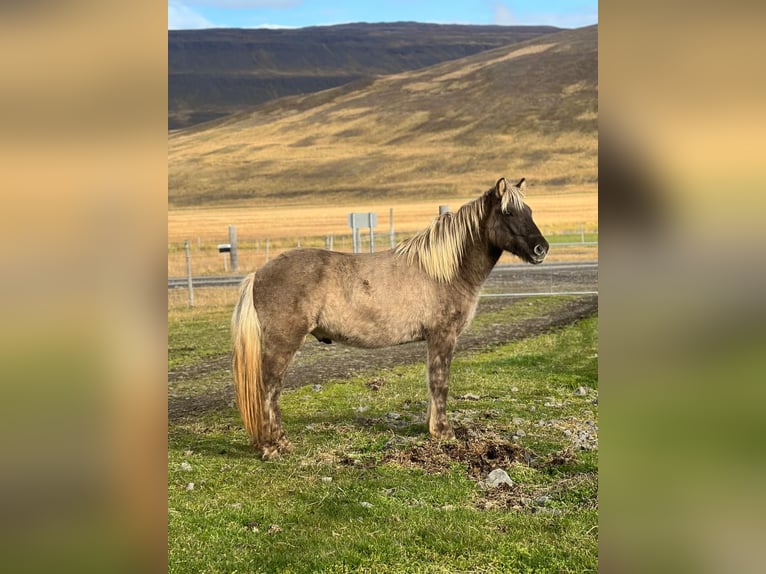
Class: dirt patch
382,426,594,512
382,426,578,477
382,426,531,477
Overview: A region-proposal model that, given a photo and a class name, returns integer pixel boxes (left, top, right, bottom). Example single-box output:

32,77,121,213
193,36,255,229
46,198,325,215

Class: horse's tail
231,272,264,447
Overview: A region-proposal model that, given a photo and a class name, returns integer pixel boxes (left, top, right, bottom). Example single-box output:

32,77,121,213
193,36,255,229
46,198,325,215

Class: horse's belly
312,314,424,349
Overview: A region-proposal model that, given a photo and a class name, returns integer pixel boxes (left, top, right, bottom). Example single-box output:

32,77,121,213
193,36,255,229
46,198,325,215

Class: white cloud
168,1,215,30
492,2,514,25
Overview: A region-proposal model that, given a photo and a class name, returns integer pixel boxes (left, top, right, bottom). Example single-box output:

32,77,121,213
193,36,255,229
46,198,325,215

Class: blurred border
601,2,766,573
0,1,167,573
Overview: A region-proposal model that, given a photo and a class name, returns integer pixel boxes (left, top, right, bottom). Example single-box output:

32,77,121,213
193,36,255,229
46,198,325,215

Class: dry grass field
168,187,597,276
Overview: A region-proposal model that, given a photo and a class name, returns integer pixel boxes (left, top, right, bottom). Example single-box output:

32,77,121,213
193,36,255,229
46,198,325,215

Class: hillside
169,22,561,129
169,25,597,208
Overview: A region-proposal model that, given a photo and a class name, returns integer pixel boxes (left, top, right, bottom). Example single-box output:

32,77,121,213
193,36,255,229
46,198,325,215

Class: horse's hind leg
259,332,304,460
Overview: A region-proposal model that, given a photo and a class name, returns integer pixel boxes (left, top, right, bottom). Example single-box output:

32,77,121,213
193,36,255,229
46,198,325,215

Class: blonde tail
231,273,264,446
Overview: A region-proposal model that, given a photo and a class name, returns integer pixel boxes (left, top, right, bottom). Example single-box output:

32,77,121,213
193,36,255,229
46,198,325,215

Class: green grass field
168,300,598,573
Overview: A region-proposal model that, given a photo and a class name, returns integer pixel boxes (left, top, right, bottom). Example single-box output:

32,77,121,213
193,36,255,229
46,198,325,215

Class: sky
168,1,598,30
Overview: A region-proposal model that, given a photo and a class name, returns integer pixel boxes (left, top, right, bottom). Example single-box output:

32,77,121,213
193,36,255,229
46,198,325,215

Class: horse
231,177,549,459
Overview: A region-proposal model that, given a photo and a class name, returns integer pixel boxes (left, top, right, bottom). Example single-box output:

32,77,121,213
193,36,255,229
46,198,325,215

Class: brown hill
169,25,597,208
169,22,561,129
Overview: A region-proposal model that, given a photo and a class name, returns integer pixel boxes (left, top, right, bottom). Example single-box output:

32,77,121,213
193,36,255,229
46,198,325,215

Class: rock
312,384,322,392
386,412,401,420
535,495,550,506
320,476,333,483
574,386,589,396
359,501,374,508
180,461,192,471
514,429,526,437
460,393,481,401
511,386,519,392
185,482,194,491
484,469,514,488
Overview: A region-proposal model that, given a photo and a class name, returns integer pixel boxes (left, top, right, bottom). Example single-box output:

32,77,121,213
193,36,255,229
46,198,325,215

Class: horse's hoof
430,428,456,441
261,445,280,460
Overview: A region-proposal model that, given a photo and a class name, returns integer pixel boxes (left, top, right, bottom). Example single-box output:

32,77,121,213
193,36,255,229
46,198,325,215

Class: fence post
228,225,239,272
369,219,375,254
184,239,194,307
389,207,394,249
351,213,358,253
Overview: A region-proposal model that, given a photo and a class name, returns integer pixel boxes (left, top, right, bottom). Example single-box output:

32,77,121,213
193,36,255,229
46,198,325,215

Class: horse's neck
456,234,501,291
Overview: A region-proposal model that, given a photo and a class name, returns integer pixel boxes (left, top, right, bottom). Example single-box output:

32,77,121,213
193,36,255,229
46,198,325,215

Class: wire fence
168,226,598,280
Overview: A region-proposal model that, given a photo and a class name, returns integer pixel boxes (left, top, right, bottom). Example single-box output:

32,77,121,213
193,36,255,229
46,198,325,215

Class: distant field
168,187,597,276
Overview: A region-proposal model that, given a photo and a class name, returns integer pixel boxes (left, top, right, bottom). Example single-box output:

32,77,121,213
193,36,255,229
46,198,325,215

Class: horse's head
486,177,549,264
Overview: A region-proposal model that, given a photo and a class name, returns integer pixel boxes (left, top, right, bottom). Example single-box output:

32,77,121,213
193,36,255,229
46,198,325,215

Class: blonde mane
394,194,486,283
394,181,526,282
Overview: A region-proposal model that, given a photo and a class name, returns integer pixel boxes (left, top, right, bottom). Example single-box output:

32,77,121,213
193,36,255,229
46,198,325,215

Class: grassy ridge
168,304,598,573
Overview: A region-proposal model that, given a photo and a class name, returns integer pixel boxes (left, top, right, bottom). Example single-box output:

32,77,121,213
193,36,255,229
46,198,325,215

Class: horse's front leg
426,335,457,440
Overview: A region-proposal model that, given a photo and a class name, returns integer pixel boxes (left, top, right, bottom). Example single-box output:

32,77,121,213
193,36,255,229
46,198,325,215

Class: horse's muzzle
532,243,548,263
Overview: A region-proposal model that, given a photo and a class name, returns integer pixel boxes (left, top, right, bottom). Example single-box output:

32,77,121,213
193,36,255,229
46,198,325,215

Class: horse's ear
515,178,527,192
495,178,507,197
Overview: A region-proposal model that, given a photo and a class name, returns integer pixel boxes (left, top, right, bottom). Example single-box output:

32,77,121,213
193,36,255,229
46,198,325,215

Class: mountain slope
169,25,597,208
169,22,561,129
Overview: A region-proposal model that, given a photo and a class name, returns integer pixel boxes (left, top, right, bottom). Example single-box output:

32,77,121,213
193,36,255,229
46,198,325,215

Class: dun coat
232,177,549,459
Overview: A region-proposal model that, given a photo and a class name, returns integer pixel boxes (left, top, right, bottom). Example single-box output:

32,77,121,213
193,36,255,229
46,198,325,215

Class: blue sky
168,1,598,30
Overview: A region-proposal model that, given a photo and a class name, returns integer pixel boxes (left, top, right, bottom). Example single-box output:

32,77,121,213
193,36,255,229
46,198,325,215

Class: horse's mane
394,183,526,282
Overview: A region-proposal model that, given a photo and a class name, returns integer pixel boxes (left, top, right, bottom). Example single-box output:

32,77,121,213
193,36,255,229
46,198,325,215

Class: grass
168,298,598,573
